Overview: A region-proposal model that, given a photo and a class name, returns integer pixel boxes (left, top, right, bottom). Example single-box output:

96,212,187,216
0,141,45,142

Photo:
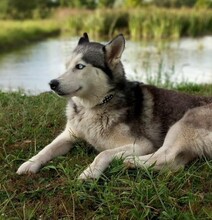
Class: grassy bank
0,20,60,53
64,8,212,39
0,84,212,219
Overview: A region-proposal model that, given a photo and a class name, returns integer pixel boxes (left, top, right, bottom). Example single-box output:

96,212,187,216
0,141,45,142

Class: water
0,36,211,94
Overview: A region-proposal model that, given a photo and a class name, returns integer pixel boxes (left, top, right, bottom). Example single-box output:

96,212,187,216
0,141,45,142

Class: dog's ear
78,33,89,45
104,34,125,67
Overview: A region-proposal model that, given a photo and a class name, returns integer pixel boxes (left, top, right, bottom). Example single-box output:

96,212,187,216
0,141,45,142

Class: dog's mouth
55,87,82,97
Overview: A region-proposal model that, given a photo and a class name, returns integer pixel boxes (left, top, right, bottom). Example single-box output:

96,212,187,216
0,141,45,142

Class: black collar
99,94,114,105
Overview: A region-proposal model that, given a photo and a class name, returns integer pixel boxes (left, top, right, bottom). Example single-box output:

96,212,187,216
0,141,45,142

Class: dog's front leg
17,129,73,174
78,140,154,180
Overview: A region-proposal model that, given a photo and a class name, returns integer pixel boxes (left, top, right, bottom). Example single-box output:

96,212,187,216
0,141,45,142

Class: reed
66,9,129,38
64,8,212,39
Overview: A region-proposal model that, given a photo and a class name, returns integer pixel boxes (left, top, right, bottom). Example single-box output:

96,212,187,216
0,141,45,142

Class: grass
0,20,60,53
0,84,212,219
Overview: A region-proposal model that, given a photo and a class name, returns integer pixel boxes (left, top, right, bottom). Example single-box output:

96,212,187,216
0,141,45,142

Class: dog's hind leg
125,105,212,170
78,139,154,180
124,120,197,170
17,129,74,174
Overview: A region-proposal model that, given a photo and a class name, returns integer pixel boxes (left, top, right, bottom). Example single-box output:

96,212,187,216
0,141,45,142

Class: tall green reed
67,10,128,38
65,8,212,40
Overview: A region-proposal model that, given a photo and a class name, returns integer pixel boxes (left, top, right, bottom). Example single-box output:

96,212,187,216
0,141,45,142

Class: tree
7,0,37,19
151,0,197,8
0,0,8,14
69,0,97,9
195,0,212,8
124,0,143,7
98,0,115,8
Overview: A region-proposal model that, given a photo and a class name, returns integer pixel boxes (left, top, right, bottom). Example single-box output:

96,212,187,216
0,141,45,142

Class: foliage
98,0,115,8
195,0,212,8
123,0,144,8
0,84,211,219
0,0,8,15
0,0,211,20
58,0,212,9
69,0,97,9
151,0,197,8
0,0,57,19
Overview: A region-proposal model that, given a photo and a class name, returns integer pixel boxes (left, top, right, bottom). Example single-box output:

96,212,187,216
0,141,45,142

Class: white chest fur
66,101,134,152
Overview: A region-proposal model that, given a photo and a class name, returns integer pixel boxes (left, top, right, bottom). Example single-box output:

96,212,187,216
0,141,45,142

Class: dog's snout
49,79,59,90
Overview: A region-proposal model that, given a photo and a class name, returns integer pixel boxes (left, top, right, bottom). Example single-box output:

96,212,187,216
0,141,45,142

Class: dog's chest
66,103,133,151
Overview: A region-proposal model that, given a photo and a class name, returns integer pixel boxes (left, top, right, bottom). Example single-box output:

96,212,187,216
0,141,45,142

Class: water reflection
0,36,211,94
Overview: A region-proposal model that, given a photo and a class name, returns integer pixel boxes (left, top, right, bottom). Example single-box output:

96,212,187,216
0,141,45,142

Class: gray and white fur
17,33,212,180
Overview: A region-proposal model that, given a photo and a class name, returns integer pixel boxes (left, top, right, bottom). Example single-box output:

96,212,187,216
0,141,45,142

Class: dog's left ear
78,33,89,45
104,34,125,67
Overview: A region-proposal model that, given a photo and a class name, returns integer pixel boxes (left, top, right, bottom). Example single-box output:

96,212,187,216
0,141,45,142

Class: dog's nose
49,79,59,91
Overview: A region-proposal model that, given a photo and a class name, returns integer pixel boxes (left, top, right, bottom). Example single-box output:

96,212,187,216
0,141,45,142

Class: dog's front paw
16,160,41,175
123,156,137,168
78,167,102,180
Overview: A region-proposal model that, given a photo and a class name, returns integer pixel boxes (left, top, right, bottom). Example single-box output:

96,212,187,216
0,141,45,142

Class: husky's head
49,33,126,106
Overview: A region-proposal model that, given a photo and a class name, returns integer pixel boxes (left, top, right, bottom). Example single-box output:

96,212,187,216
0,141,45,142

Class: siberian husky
17,33,212,180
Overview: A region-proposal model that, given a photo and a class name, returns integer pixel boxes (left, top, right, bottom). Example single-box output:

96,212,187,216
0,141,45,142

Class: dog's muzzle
49,79,68,96
49,79,59,91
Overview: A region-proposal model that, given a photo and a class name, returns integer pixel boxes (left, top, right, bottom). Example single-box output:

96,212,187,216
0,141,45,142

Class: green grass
0,84,212,219
0,20,60,53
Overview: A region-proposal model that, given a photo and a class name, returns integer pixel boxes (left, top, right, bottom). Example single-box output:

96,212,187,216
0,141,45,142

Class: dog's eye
75,64,85,70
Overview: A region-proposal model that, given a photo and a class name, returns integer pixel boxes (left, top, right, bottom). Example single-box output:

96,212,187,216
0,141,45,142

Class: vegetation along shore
66,8,212,39
0,20,60,53
1,8,212,52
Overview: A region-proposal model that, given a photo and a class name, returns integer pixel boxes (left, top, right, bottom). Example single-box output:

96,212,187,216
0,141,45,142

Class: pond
0,36,211,95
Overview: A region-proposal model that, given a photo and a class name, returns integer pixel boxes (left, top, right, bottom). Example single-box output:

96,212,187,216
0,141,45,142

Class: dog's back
139,85,212,146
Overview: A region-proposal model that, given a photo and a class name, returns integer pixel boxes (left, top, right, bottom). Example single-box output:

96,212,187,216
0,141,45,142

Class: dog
17,33,212,180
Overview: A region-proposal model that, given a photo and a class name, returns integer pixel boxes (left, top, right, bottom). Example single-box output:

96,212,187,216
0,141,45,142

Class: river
0,36,211,94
